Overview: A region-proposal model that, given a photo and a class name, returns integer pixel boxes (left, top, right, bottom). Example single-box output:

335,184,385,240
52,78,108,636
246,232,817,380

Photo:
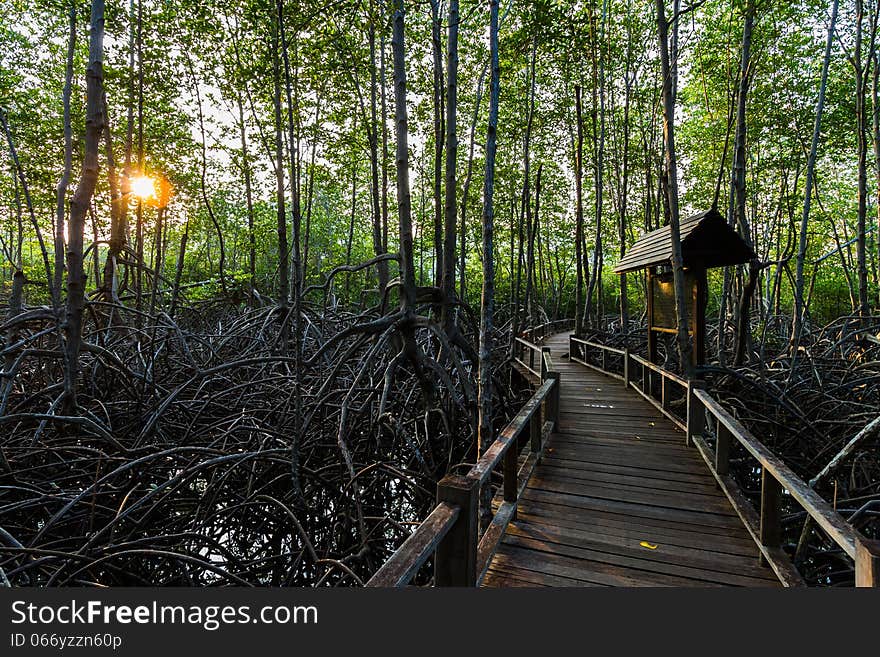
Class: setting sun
130,175,157,201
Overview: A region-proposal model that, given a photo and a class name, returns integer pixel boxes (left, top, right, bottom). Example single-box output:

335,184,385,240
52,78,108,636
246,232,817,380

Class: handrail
520,318,575,345
570,333,880,587
693,388,859,559
467,379,554,485
513,337,543,379
367,334,562,587
364,502,460,587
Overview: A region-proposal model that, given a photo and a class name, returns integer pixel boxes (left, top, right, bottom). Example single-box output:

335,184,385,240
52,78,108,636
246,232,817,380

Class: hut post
646,267,657,365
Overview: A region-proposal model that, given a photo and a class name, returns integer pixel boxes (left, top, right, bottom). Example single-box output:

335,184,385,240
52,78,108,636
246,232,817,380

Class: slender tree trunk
55,5,76,302
585,1,605,327
1,115,54,300
134,0,144,324
529,164,543,318
575,86,585,335
101,91,124,303
872,50,880,308
187,54,228,297
237,96,257,303
733,0,758,366
441,0,459,313
169,217,188,318
430,0,444,287
515,38,537,338
277,0,303,503
619,3,633,335
655,0,693,377
302,93,320,287
345,139,357,299
368,8,389,293
279,0,302,306
478,0,500,530
272,29,290,311
380,32,390,265
459,62,488,301
64,0,104,412
855,0,871,322
392,3,417,311
791,0,839,355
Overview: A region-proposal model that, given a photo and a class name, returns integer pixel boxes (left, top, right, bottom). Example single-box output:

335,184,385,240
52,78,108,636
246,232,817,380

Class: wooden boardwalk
482,332,781,587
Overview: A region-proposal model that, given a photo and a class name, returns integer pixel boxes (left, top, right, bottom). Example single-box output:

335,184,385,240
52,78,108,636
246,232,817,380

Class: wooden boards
482,332,782,588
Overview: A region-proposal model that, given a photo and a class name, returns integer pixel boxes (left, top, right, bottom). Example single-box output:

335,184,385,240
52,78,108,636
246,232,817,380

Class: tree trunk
618,1,633,335
430,0,444,288
872,50,880,309
575,85,585,335
855,0,871,322
63,0,104,412
272,27,290,311
54,4,76,302
655,0,693,377
459,61,489,301
391,3,417,311
791,0,839,355
478,0,500,530
733,0,758,366
368,8,389,294
237,96,257,303
441,0,459,314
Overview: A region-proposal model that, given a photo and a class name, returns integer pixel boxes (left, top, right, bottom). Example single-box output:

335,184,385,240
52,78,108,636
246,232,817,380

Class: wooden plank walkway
483,332,781,587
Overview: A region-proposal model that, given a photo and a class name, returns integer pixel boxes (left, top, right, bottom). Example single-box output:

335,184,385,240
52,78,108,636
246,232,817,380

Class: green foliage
0,0,877,331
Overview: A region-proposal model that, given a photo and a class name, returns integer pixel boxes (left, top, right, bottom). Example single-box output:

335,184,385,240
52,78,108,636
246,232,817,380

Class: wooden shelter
614,208,755,367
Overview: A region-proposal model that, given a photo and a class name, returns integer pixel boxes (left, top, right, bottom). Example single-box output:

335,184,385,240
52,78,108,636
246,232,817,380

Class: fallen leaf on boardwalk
639,541,658,550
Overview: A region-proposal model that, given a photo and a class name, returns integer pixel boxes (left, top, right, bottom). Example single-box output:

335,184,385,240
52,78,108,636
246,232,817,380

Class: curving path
482,332,781,587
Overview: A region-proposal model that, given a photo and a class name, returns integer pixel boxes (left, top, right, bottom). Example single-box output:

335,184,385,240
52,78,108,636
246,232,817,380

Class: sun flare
130,175,157,201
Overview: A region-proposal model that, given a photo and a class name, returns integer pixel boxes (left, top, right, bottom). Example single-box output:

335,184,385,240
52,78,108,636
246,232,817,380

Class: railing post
601,348,607,372
545,371,560,432
541,346,549,380
716,421,731,476
435,475,478,586
529,408,541,454
759,470,782,564
661,376,669,411
503,439,518,522
686,379,706,448
855,539,880,587
623,348,630,388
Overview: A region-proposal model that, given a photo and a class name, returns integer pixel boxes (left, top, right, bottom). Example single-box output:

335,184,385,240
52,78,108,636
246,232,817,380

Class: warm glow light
131,175,157,201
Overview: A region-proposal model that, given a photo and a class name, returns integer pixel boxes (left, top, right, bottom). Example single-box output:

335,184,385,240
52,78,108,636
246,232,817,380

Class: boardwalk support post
623,348,630,388
855,539,880,587
686,379,706,447
435,475,478,586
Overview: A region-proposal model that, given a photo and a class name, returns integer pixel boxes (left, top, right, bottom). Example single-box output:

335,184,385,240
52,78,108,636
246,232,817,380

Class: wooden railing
366,345,561,587
570,335,880,587
520,318,575,345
